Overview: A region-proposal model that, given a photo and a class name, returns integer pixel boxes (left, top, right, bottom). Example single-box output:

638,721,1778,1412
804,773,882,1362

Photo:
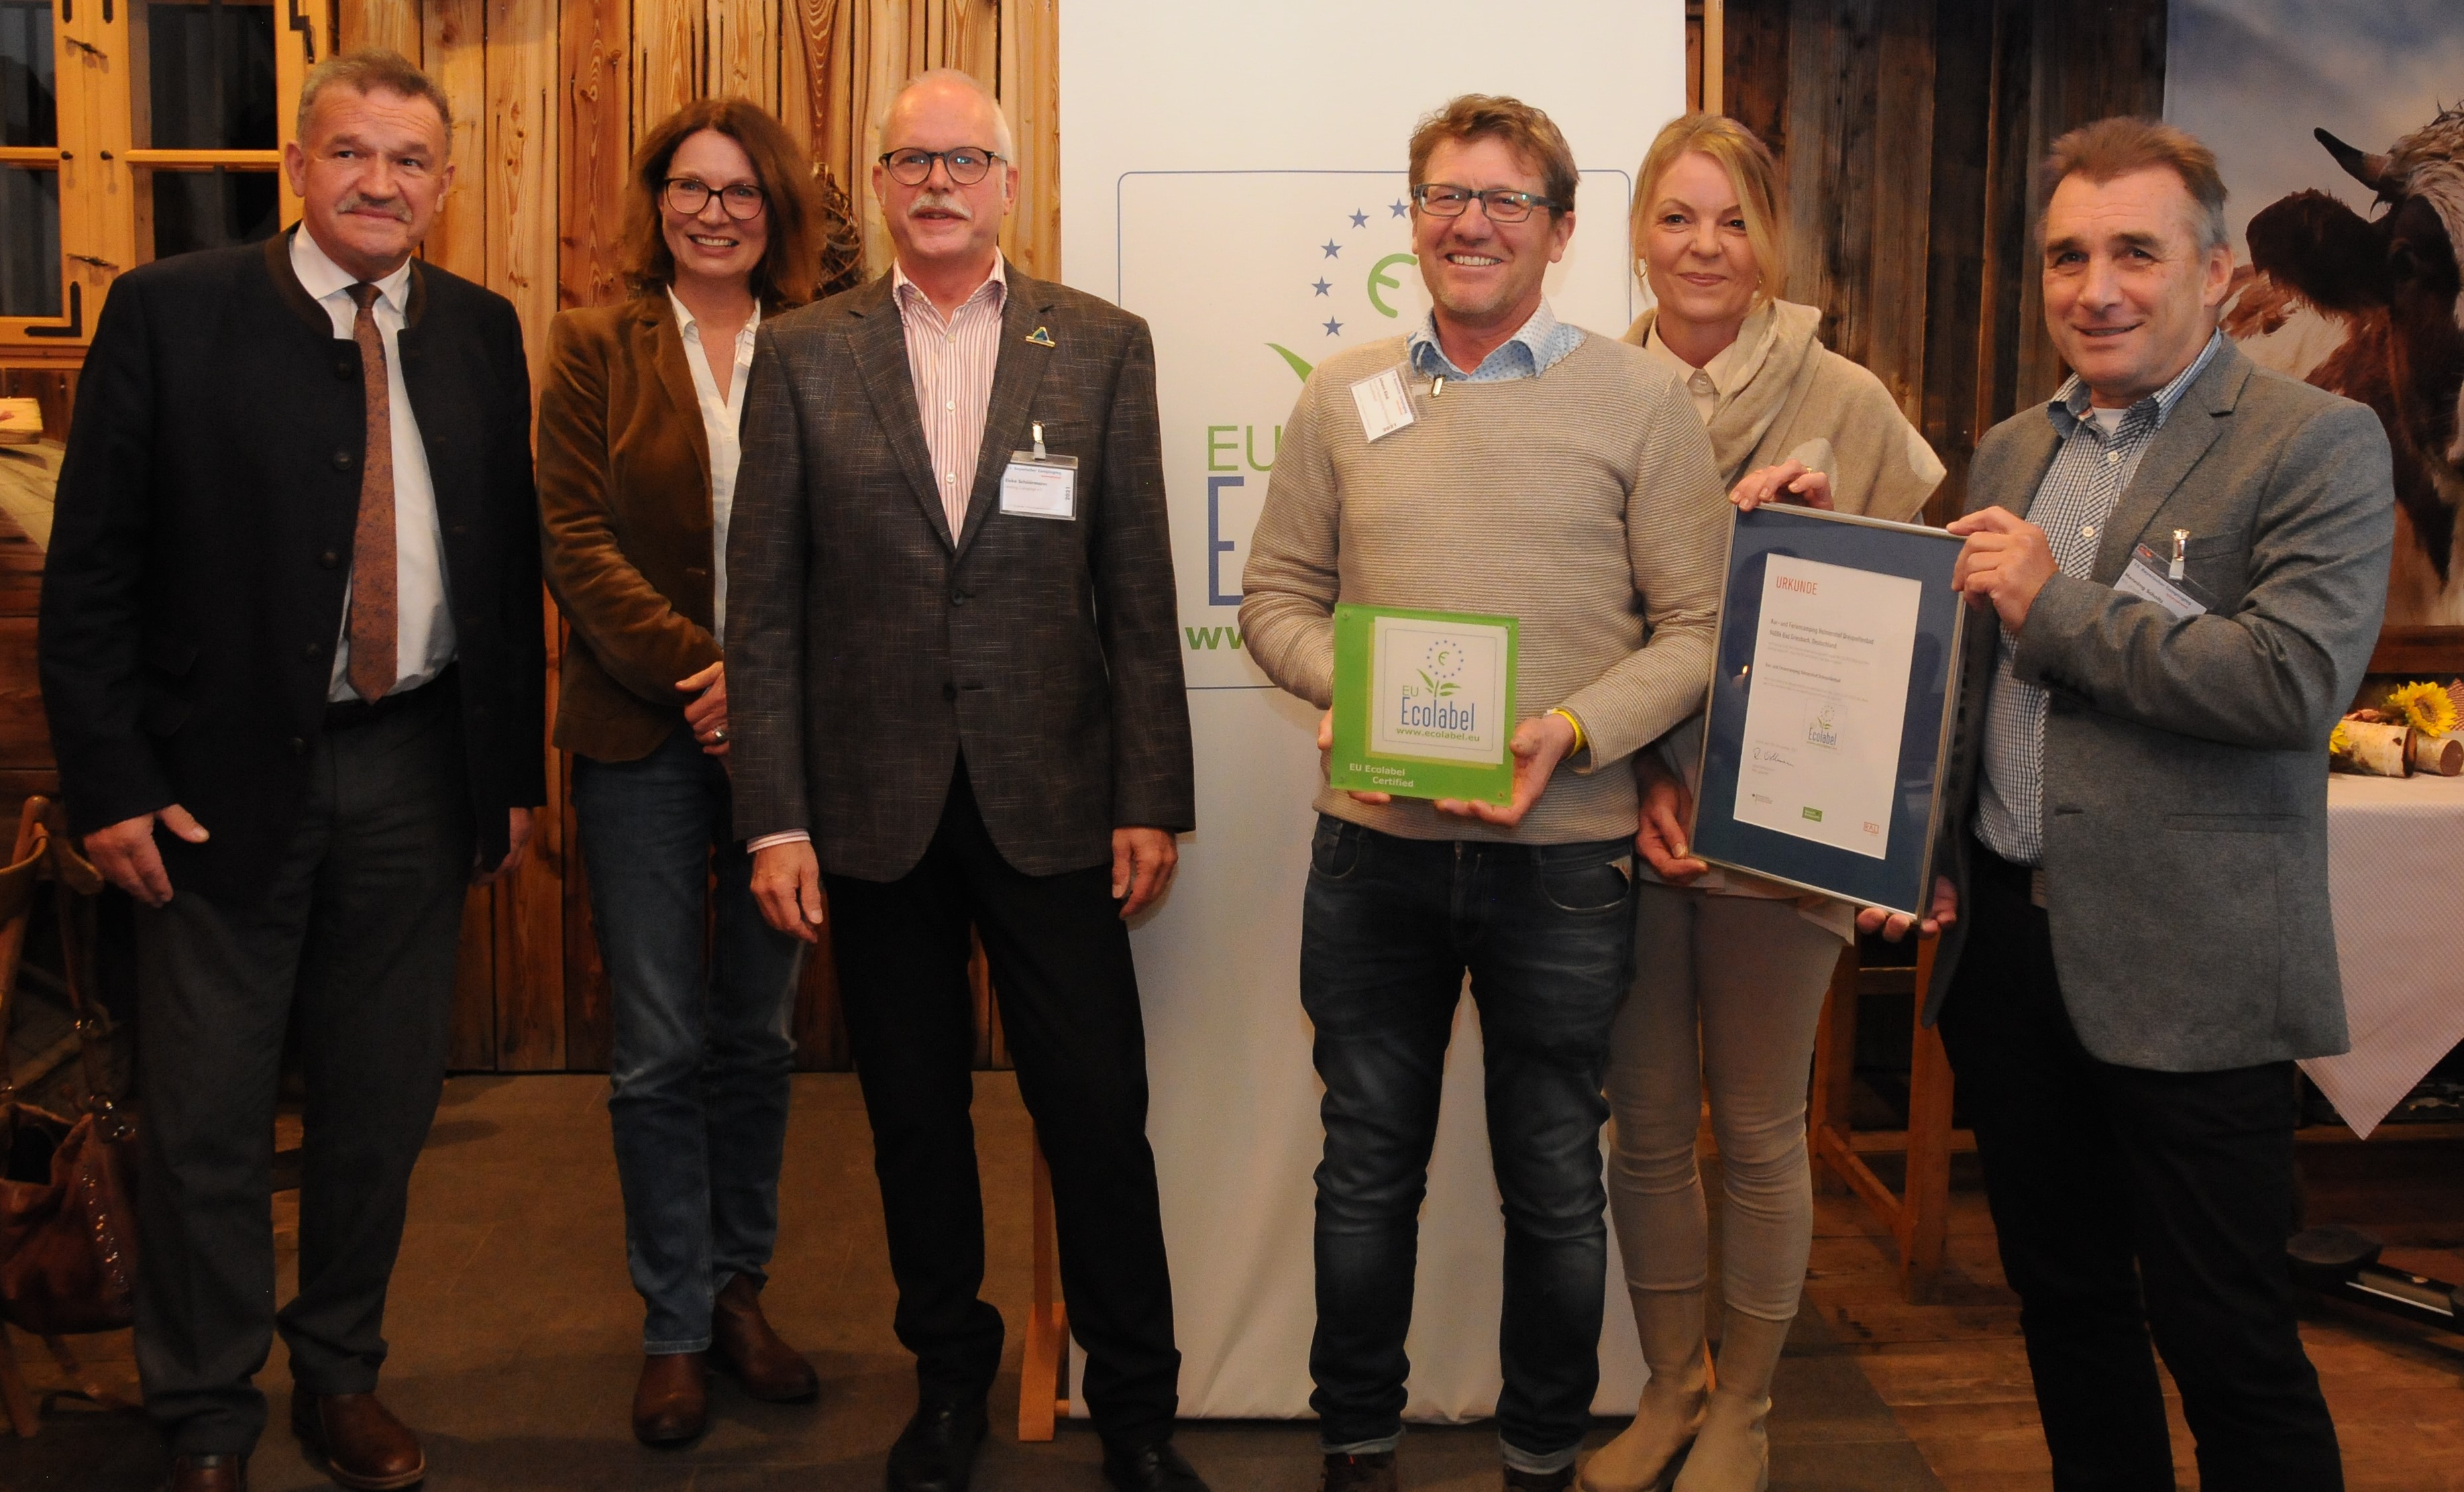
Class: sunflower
2329,719,2353,757
2385,680,2459,738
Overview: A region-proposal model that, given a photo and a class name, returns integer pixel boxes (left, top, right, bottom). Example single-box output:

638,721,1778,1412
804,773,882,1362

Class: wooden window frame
0,0,332,368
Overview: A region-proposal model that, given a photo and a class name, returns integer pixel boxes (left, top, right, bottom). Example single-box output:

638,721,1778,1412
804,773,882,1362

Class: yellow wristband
1547,707,1587,757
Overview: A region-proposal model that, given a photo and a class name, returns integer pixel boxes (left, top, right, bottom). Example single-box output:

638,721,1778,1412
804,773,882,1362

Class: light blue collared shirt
1405,297,1585,383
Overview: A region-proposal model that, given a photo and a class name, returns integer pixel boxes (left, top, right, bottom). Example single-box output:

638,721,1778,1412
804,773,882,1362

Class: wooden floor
1801,1136,2464,1491
4,1075,2460,1489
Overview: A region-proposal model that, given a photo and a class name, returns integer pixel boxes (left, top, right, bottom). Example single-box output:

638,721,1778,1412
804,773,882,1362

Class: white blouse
667,289,761,646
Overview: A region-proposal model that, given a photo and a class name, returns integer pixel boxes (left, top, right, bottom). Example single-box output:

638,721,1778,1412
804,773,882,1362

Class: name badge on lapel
1000,420,1079,521
2115,541,2210,619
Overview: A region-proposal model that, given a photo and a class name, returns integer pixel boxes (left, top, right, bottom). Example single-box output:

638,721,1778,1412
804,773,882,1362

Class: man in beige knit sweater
1240,95,1727,1492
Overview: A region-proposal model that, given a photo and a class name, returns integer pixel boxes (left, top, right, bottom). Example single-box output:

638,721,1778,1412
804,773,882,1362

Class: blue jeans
1301,816,1636,1473
572,724,805,1354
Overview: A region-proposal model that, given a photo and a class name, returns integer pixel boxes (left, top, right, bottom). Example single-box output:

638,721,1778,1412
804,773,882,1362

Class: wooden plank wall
1722,0,2168,526
13,1,2158,1071
336,0,1052,1070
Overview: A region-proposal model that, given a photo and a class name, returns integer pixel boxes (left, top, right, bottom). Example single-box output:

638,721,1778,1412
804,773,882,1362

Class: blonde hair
1631,113,1787,310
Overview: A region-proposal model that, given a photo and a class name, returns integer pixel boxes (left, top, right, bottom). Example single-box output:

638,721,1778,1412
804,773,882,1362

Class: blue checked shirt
1974,332,2224,867
1405,298,1585,382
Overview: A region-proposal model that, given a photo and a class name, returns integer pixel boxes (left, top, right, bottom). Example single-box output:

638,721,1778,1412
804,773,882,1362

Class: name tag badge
2116,545,2208,619
1352,366,1415,443
1000,421,1077,521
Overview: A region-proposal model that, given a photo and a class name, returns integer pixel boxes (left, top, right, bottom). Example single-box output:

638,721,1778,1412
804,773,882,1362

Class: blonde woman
1582,114,1943,1492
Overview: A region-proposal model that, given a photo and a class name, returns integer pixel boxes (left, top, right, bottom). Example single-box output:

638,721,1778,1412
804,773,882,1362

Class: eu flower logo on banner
1115,169,1632,690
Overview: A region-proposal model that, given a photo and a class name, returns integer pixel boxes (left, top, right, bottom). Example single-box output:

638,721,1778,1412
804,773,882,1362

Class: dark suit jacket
536,295,737,763
1924,341,2393,1071
38,232,546,904
726,261,1194,880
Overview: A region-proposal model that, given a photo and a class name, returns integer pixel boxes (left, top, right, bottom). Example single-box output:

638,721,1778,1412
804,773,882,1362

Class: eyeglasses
878,147,1002,187
663,178,767,221
1411,183,1561,224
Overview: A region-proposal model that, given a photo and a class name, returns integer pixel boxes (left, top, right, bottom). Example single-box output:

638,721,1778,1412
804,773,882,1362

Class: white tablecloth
2302,772,2464,1136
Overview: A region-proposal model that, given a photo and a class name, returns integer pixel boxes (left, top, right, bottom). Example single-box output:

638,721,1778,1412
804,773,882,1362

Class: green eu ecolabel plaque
1328,602,1520,805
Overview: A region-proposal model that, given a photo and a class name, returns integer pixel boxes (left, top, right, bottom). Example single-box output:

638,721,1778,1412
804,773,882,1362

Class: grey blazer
1924,341,2394,1072
725,262,1195,881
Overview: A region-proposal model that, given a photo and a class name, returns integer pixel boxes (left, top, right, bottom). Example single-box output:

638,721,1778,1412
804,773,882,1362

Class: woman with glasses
535,97,828,1447
1582,114,1943,1492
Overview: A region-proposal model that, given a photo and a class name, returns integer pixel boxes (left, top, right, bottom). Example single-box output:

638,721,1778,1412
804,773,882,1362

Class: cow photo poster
2167,0,2464,625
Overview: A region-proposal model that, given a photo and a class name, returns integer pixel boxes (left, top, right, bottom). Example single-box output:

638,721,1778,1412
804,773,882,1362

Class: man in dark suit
727,68,1200,1492
38,50,542,1492
1870,118,2389,1491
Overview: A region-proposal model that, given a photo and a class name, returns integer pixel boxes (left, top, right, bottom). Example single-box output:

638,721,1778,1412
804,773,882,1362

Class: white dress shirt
290,228,454,702
667,289,760,647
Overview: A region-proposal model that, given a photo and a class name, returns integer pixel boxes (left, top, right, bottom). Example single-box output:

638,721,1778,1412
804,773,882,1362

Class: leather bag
0,804,140,1336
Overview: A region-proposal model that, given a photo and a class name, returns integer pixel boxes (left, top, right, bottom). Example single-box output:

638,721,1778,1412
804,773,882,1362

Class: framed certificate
1687,505,1969,917
1328,602,1520,804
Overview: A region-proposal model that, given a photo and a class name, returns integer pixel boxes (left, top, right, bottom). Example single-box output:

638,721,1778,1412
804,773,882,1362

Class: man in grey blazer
1870,118,2390,1491
725,70,1202,1492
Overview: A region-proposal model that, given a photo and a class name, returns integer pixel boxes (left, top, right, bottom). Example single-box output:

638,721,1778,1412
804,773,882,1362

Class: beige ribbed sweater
1240,332,1727,845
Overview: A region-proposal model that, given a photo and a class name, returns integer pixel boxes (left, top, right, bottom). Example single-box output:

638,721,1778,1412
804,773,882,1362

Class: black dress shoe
886,1399,989,1492
1102,1438,1210,1492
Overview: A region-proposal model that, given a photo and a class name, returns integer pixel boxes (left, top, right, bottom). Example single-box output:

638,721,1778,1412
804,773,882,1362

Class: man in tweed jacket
1881,119,2390,1491
725,70,1201,1492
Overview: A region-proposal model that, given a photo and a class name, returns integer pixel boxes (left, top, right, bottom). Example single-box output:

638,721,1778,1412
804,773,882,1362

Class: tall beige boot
1672,1310,1791,1492
1577,1288,1709,1492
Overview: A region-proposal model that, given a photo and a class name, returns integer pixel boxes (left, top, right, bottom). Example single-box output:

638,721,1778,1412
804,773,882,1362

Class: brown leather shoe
632,1351,709,1447
710,1275,819,1402
166,1452,247,1492
289,1391,426,1491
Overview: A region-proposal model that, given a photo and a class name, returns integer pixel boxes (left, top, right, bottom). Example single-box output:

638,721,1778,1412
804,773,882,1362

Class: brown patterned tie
345,282,398,702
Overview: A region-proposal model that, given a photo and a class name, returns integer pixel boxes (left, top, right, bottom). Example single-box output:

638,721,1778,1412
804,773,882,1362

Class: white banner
1059,0,1690,1420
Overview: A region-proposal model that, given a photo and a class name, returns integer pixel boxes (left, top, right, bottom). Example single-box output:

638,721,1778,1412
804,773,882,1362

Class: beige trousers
1606,882,1843,1322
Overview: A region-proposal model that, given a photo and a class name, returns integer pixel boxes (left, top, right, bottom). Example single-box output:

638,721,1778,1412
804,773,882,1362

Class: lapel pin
1026,325,1056,347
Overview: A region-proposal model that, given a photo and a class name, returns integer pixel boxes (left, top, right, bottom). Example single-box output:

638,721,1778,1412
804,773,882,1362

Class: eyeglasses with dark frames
878,146,1004,187
663,178,768,221
1410,183,1562,224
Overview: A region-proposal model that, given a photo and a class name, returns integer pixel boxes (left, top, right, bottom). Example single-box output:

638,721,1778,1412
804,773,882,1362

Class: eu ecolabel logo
1399,638,1478,734
1805,703,1839,750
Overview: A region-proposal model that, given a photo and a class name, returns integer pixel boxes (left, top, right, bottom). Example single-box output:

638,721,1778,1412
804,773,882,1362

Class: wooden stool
1017,1138,1069,1440
1807,933,1968,1302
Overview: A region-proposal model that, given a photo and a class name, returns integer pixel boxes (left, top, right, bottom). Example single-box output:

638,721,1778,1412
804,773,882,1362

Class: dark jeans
131,679,473,1456
822,763,1181,1445
1299,816,1635,1473
572,723,804,1353
1939,845,2342,1492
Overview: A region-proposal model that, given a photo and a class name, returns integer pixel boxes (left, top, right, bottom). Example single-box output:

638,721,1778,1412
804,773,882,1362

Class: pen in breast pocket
2169,529,2187,581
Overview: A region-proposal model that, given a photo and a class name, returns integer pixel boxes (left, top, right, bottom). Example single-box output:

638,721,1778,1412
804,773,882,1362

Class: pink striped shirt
892,256,1009,539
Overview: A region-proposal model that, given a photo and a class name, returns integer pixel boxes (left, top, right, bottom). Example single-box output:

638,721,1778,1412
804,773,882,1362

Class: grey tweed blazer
725,262,1194,881
1924,341,2393,1072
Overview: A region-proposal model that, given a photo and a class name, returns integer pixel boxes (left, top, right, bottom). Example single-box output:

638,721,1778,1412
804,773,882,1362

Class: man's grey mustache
335,192,413,222
909,191,972,221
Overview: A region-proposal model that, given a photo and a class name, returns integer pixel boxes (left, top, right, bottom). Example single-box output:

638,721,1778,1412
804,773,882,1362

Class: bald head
881,68,1013,161
873,68,1017,308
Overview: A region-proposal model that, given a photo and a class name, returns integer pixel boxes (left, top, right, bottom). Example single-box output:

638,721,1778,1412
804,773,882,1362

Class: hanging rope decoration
812,162,867,299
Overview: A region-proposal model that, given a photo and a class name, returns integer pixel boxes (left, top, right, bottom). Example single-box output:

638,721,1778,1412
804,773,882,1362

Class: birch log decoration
2408,732,2464,776
2333,720,2414,776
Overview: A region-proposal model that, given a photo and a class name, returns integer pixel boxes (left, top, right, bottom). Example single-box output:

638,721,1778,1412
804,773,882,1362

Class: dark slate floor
0,1073,1939,1490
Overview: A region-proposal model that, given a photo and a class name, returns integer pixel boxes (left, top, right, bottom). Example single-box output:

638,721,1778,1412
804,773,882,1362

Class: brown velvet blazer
536,294,736,763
